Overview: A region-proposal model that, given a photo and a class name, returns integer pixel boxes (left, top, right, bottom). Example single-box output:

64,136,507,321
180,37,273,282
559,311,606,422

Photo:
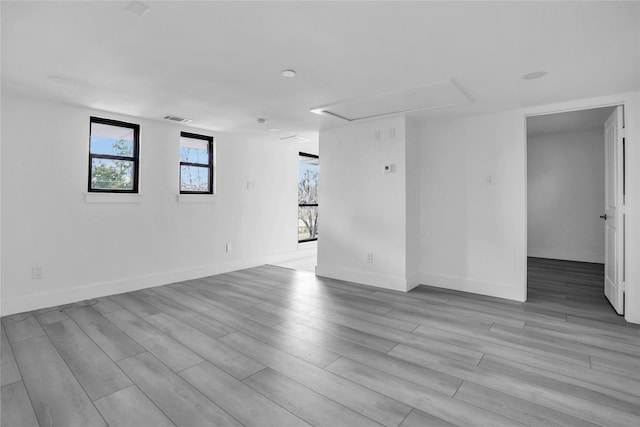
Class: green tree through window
91,139,134,189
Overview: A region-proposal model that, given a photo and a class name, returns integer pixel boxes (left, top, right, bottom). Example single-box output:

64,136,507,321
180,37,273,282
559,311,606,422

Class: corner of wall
317,116,412,292
1,94,302,315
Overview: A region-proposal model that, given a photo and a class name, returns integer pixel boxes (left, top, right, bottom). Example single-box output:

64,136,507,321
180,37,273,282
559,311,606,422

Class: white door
603,106,624,314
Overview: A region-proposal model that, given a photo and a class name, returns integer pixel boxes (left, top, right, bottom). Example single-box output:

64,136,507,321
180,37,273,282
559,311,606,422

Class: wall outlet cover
32,266,43,279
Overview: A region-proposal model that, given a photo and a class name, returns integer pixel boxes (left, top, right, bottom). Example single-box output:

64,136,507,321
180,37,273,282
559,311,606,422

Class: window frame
298,152,319,243
179,131,214,195
88,116,140,193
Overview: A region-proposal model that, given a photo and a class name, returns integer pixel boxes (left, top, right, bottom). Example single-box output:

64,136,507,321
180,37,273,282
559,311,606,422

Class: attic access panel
310,80,471,122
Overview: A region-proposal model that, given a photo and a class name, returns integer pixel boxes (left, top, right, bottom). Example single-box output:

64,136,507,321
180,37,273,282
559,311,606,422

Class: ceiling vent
164,115,192,124
280,135,311,144
310,79,471,122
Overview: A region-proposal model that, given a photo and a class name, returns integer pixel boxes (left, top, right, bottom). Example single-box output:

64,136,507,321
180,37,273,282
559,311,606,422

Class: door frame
522,92,639,323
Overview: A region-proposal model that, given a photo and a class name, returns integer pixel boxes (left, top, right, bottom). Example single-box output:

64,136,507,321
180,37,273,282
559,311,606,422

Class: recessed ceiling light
47,75,75,85
522,71,548,80
125,1,150,17
281,70,296,78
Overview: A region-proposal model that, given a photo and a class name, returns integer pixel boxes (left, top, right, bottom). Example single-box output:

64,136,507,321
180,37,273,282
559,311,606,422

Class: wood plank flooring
2,257,639,426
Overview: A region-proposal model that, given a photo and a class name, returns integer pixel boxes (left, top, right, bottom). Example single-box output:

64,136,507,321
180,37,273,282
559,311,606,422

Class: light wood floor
2,258,639,426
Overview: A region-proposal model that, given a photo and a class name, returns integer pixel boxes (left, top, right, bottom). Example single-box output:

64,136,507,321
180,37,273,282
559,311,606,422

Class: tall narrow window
298,152,319,242
180,132,214,194
89,117,140,192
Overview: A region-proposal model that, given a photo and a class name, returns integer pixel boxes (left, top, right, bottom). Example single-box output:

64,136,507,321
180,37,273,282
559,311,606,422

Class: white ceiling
2,1,639,142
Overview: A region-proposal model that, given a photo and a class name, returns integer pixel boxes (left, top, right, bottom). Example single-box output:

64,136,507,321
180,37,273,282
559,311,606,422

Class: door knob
600,214,607,220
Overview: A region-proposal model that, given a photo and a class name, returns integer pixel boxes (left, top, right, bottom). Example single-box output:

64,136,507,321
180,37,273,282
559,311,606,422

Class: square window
89,117,140,192
180,132,214,194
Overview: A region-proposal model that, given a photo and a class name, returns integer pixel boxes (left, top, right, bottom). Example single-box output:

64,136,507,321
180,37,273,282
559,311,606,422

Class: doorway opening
273,152,319,274
526,105,625,316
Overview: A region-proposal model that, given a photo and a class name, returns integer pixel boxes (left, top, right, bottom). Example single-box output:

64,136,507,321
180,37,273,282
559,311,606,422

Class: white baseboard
315,266,416,292
420,272,526,302
625,310,640,325
1,250,307,316
527,248,604,264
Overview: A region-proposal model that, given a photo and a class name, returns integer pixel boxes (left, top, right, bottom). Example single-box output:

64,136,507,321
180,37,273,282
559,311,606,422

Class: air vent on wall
164,115,192,124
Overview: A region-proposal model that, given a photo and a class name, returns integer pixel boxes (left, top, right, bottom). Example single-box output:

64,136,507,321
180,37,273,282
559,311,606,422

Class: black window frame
88,116,140,193
179,131,214,194
298,152,319,243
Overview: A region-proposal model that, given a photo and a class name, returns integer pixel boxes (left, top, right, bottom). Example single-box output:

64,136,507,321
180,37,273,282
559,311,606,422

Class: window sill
176,194,217,204
85,193,143,204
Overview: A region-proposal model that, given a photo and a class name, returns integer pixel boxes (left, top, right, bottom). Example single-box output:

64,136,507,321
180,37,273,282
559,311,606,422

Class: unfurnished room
1,1,640,426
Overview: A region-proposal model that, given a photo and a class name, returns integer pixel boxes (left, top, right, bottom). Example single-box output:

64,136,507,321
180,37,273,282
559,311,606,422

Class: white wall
317,116,417,291
5,91,639,324
419,91,639,324
1,94,302,315
527,129,605,263
419,111,527,301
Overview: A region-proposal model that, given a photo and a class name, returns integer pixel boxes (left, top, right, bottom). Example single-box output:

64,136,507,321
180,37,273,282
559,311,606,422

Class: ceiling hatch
310,80,471,122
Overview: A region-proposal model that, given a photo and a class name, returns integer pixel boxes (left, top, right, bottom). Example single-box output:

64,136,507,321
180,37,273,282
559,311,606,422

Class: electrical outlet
32,266,43,279
226,243,233,253
366,253,374,263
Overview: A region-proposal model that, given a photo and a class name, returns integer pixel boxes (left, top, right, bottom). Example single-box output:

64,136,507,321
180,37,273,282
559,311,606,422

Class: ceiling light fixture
281,70,296,78
47,75,75,85
125,1,150,17
522,71,548,80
